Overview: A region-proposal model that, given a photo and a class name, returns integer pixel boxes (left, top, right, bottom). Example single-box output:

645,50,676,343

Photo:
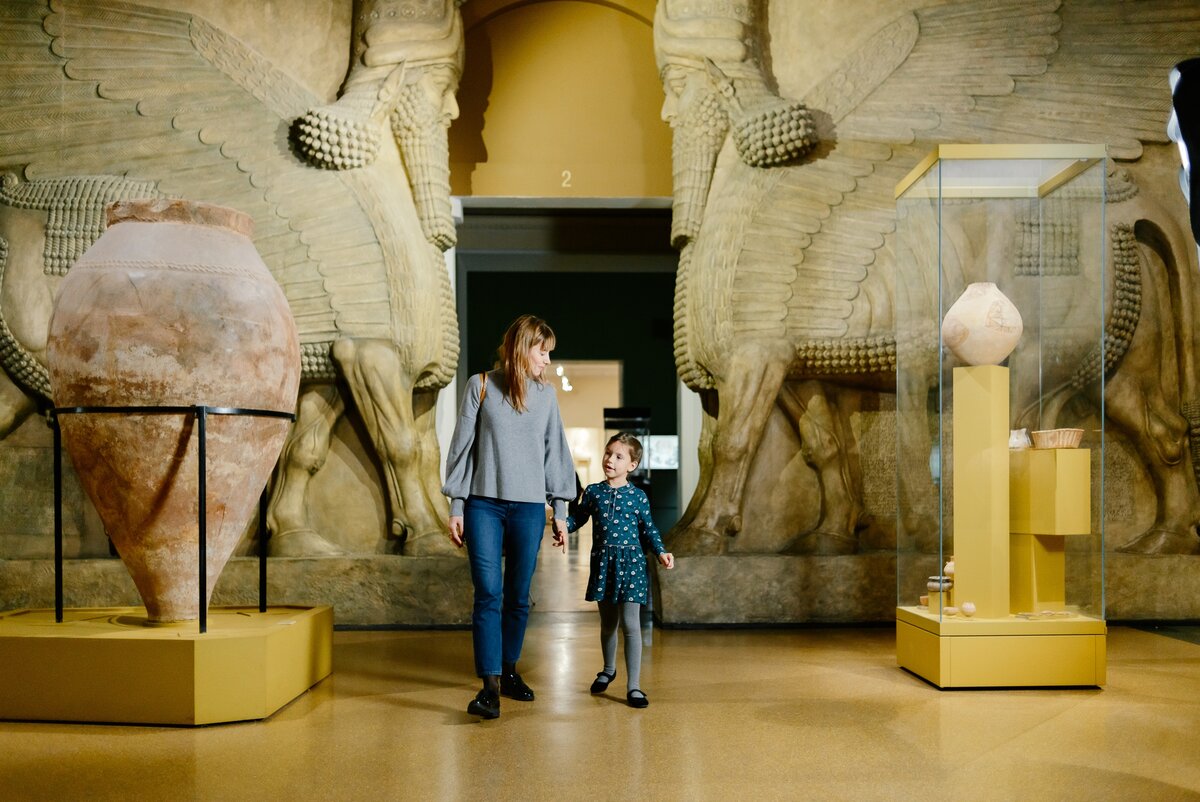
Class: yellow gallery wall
450,0,672,198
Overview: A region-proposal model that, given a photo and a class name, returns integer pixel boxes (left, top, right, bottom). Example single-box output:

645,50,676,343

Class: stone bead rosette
732,99,817,167
294,107,381,170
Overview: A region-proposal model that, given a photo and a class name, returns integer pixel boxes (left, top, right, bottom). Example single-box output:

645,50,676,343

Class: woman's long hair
496,314,556,413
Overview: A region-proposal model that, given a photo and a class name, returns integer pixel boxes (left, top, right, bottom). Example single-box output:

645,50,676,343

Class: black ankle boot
467,687,500,719
500,670,535,701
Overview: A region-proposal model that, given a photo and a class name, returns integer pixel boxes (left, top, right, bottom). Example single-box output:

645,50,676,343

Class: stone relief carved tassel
293,0,463,178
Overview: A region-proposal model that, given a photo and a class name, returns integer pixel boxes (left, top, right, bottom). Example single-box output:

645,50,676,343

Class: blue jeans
464,495,545,677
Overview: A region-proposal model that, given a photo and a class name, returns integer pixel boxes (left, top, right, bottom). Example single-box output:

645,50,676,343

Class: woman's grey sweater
442,370,577,519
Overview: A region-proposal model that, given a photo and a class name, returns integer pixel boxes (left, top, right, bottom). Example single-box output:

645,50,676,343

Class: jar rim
105,199,254,238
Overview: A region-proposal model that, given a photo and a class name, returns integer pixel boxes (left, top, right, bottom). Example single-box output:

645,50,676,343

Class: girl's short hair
607,432,643,467
497,314,556,412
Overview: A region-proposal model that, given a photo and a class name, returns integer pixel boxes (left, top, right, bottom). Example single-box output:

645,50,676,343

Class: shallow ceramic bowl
1031,428,1084,449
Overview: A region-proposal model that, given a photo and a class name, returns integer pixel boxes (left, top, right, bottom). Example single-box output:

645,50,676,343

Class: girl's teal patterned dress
566,482,666,604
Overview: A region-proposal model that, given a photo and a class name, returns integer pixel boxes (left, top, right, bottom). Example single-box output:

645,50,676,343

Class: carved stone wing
854,0,1200,158
0,0,403,365
736,0,1200,342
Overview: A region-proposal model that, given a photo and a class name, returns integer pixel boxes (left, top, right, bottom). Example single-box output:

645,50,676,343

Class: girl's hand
448,516,464,548
658,552,675,569
552,519,567,553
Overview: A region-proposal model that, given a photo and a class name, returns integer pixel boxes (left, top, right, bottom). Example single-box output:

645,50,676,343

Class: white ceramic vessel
941,282,1023,365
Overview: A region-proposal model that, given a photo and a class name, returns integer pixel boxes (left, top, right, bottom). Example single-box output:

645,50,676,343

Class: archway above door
450,0,671,197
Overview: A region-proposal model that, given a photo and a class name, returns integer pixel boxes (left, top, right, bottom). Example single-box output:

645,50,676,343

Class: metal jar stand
48,404,295,633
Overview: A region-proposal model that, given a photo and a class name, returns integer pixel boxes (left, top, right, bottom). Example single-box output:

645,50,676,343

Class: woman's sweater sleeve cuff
552,499,567,520
450,498,465,517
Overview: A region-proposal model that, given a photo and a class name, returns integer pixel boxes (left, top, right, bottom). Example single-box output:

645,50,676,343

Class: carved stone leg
267,383,347,556
1105,228,1200,555
1108,371,1200,554
668,345,790,555
778,381,862,555
408,386,453,555
332,338,457,556
673,388,717,532
0,371,35,440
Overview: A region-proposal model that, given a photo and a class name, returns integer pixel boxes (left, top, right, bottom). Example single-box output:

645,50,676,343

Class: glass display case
893,145,1108,688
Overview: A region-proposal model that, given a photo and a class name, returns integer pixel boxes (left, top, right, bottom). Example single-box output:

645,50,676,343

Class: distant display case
893,145,1108,688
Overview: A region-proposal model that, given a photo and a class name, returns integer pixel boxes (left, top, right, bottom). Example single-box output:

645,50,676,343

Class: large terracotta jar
46,199,300,623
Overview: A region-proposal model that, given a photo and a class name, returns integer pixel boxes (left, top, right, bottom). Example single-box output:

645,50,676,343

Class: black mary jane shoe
627,689,649,709
467,688,500,719
500,671,535,701
590,671,615,694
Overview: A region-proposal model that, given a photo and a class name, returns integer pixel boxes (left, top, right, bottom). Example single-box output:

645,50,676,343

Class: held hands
658,552,675,570
448,515,464,548
552,519,567,553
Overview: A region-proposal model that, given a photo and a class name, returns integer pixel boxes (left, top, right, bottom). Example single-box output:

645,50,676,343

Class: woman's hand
552,519,567,553
448,515,464,548
658,552,675,569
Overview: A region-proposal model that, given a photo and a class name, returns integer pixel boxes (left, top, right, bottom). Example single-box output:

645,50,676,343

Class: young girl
442,314,576,720
567,433,674,708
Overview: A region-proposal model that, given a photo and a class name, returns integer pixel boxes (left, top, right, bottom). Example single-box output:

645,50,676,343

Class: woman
442,314,576,720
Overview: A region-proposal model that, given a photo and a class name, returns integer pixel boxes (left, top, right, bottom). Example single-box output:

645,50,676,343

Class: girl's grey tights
598,600,642,692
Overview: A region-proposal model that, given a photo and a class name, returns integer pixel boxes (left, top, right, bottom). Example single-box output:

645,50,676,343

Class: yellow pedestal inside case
1010,447,1091,535
896,368,1104,688
1010,447,1091,613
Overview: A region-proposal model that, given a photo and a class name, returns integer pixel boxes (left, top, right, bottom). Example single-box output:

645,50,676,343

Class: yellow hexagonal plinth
896,606,1106,687
0,606,332,725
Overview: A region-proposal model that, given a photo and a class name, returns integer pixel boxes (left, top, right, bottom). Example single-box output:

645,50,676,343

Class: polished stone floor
2,533,1199,801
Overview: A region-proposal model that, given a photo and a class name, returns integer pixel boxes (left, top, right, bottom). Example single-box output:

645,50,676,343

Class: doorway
455,207,678,612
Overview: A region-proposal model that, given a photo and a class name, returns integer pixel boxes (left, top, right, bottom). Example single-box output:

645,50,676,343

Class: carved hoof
784,529,859,556
269,529,346,557
666,525,727,556
1116,527,1200,555
403,529,464,557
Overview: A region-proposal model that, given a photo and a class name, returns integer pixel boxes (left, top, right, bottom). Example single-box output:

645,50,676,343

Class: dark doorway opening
455,206,679,529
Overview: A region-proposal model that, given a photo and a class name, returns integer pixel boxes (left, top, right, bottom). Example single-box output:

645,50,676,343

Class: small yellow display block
896,606,1105,688
1010,533,1065,612
0,606,332,726
1010,448,1091,535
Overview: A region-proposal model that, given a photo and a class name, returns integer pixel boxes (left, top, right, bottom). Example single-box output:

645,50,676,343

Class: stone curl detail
1106,168,1140,204
294,107,382,170
792,336,898,375
1069,223,1140,389
0,174,160,277
732,98,817,168
300,342,338,382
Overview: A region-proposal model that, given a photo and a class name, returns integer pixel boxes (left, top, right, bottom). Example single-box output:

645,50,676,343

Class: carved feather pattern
0,0,456,386
707,0,1200,354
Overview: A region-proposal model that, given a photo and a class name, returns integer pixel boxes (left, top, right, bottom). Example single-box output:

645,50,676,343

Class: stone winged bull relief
0,0,465,557
655,0,1200,557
